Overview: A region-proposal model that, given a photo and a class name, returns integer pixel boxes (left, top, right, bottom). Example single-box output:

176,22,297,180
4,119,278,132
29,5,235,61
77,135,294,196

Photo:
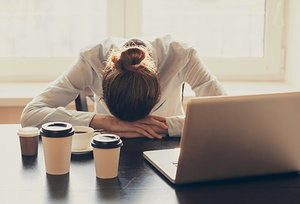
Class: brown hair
102,45,161,122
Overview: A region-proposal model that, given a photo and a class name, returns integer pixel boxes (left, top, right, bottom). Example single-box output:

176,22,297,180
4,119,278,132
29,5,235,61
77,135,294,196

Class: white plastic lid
17,127,40,137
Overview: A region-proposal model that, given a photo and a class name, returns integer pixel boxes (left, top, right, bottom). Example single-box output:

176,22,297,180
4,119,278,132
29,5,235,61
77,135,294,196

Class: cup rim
17,127,40,137
73,126,94,134
40,122,74,138
91,134,123,149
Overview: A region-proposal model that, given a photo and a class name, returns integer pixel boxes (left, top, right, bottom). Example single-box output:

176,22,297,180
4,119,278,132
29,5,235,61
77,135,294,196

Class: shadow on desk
174,173,300,203
96,178,125,201
143,148,300,203
71,151,94,162
47,173,70,200
21,155,38,169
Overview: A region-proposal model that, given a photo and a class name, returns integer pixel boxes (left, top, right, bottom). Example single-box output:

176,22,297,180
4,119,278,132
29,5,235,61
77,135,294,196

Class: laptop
143,92,300,184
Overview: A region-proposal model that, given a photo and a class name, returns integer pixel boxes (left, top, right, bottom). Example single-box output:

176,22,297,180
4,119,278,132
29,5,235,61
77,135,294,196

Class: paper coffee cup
40,122,74,175
17,127,39,156
72,126,94,151
91,134,123,179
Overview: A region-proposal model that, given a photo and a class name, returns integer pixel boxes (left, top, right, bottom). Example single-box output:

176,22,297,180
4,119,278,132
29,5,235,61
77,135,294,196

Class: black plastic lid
91,134,123,149
40,122,74,138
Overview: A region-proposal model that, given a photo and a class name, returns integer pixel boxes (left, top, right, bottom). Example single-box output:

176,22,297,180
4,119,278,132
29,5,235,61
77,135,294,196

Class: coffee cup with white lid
91,134,123,179
17,127,40,156
40,122,74,175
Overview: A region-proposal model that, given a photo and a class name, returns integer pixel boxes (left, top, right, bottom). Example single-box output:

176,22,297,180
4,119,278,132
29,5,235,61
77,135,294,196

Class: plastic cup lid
91,134,123,149
40,122,74,138
17,127,40,137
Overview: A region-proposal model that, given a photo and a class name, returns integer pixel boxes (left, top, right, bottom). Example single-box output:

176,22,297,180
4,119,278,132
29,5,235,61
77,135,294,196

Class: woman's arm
20,57,96,128
165,48,227,137
179,48,227,96
90,114,168,139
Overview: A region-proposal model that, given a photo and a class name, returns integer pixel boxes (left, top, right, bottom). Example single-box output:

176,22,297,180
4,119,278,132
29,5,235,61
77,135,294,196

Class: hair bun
118,48,146,72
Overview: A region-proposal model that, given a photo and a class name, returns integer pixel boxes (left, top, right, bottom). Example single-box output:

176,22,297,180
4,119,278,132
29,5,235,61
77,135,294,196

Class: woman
21,35,226,138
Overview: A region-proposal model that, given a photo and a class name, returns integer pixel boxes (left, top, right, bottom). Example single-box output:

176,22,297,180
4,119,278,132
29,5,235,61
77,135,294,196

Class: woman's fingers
114,120,159,139
134,126,155,139
112,123,155,139
98,115,165,139
134,123,162,139
101,131,144,138
139,115,168,129
115,129,155,139
150,125,168,135
90,115,168,138
150,115,167,122
102,124,161,139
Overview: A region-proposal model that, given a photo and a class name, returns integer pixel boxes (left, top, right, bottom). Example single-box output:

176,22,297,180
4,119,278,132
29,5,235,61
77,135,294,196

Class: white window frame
0,0,285,82
203,0,286,81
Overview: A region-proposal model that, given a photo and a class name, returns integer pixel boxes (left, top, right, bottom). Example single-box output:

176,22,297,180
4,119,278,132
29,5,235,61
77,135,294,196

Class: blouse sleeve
179,48,226,96
166,48,226,137
20,56,96,128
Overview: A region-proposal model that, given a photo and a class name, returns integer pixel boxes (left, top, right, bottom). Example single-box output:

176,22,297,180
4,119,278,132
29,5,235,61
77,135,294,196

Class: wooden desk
1,124,300,204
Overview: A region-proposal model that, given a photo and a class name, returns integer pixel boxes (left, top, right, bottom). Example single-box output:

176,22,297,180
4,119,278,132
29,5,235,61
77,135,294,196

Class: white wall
285,0,300,88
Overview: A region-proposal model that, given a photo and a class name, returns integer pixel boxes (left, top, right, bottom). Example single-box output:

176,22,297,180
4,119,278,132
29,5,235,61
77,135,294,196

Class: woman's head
102,43,160,122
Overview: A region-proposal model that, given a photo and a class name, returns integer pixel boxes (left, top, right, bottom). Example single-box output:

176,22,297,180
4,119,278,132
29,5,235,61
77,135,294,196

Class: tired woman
21,35,226,138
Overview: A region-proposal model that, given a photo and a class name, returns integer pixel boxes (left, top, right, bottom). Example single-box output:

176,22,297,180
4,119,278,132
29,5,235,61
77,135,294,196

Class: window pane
0,0,106,57
142,0,265,58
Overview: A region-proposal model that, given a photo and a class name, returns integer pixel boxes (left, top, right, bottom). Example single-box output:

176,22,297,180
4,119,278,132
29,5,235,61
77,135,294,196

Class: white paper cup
72,126,94,151
91,134,123,179
40,122,74,175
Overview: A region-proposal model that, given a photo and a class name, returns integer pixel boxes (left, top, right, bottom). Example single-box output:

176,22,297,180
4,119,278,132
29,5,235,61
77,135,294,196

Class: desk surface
1,124,300,204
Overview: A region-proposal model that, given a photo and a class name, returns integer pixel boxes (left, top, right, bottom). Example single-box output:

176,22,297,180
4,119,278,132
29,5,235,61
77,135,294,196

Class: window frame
0,0,285,82
135,0,286,81
202,0,286,81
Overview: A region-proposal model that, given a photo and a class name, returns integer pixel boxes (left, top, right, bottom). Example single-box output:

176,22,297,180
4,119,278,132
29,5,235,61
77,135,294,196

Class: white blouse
21,35,226,137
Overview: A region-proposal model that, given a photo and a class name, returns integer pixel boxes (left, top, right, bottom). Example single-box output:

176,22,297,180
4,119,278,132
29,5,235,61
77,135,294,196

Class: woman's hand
101,122,168,138
90,114,168,139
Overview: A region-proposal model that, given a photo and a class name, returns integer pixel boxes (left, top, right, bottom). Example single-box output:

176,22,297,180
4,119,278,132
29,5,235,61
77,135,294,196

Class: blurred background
0,0,299,123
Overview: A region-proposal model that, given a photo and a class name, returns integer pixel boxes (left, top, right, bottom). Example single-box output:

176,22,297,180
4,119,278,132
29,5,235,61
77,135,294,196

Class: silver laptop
143,92,300,184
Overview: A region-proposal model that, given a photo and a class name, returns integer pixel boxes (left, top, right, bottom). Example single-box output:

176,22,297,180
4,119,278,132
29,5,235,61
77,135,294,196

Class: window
0,0,106,82
1,0,106,57
141,0,285,81
0,0,285,82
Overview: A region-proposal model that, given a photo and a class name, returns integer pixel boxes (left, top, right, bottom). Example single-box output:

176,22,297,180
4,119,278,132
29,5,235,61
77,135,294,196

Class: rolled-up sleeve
166,115,185,137
165,48,226,137
180,48,227,96
20,57,96,128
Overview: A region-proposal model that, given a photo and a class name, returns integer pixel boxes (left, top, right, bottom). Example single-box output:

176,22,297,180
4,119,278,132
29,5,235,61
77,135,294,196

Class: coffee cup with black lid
17,127,39,156
40,122,74,175
91,134,123,179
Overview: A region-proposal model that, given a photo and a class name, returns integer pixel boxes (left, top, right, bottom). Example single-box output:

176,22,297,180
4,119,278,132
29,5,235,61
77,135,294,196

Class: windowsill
221,81,299,96
0,82,299,107
0,83,49,106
